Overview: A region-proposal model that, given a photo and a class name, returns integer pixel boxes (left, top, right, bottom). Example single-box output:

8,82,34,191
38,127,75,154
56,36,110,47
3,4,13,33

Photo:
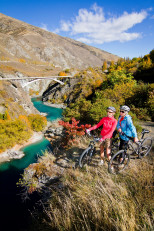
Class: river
0,98,63,231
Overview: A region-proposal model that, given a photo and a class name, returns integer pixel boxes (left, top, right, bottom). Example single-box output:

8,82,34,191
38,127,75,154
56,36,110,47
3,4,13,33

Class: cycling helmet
120,105,130,112
107,106,116,112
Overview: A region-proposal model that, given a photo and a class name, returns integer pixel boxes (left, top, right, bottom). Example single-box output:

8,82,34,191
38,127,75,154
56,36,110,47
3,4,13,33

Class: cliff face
42,67,106,104
0,73,39,118
0,13,119,71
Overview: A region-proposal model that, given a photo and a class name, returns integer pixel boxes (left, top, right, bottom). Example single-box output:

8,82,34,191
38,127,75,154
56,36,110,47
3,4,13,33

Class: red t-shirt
89,116,117,139
120,116,124,126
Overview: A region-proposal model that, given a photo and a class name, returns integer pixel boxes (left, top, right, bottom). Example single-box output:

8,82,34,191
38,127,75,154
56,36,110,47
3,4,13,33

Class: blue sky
1,0,154,58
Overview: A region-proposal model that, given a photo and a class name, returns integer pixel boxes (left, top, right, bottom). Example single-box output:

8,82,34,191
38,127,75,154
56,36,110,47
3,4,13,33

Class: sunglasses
120,111,125,113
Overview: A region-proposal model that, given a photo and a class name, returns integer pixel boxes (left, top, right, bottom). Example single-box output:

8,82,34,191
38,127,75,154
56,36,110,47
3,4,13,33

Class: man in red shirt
86,107,117,165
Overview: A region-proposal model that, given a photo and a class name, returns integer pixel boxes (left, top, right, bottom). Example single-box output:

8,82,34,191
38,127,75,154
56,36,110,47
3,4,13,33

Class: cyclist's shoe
118,164,125,170
98,159,104,166
110,165,114,172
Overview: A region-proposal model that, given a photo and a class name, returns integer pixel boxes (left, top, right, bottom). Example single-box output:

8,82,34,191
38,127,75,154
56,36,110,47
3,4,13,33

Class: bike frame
120,129,150,155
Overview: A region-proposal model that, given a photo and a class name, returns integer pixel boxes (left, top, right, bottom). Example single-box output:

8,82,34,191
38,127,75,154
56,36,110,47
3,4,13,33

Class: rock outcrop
0,149,25,163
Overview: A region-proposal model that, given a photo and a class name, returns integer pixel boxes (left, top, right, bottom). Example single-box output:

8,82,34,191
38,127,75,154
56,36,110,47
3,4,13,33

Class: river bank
0,132,44,163
43,101,66,109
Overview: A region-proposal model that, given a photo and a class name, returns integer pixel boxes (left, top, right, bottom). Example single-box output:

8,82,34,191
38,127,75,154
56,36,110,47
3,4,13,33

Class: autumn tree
102,61,107,71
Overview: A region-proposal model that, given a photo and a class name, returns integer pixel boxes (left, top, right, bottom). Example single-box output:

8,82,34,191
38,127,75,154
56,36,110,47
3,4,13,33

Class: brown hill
0,13,119,74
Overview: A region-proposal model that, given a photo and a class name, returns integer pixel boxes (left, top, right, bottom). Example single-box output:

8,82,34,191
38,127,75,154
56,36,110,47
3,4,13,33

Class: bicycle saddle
141,129,149,134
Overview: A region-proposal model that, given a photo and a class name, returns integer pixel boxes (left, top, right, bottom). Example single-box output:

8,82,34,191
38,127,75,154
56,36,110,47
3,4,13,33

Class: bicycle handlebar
86,130,100,142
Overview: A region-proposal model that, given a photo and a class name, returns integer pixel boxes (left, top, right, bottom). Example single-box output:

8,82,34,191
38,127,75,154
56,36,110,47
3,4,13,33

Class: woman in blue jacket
117,105,138,150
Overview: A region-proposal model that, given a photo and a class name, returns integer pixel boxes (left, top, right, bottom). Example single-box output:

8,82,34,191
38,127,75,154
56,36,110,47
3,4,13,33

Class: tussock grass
41,154,153,231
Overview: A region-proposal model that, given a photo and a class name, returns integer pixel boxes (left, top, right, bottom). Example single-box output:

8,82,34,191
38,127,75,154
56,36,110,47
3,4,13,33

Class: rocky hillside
0,73,39,118
0,13,119,73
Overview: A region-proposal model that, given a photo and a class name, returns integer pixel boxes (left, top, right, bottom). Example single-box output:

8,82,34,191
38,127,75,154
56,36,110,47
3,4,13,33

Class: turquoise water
0,137,52,172
32,97,62,121
0,98,63,230
0,98,62,171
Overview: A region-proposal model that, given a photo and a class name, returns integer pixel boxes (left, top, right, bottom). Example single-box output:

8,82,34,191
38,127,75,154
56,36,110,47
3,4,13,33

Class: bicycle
79,132,120,168
108,129,153,174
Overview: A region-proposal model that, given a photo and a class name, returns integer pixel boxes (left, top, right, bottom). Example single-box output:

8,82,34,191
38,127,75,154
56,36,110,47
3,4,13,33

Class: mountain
0,13,120,119
0,13,119,74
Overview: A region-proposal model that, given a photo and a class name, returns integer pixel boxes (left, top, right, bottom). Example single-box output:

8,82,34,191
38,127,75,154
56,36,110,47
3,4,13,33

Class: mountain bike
108,129,153,174
79,132,119,168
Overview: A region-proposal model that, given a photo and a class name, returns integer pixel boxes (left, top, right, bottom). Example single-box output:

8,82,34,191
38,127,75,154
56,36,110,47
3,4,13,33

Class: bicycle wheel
111,137,120,153
139,137,153,159
108,150,130,174
79,147,94,168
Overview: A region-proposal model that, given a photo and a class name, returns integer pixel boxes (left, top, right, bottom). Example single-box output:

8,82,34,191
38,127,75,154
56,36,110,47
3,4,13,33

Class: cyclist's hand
134,137,139,142
86,129,91,136
118,128,122,133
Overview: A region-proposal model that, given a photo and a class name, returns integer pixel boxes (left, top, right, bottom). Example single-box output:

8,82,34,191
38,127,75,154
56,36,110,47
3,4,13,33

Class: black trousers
119,138,128,150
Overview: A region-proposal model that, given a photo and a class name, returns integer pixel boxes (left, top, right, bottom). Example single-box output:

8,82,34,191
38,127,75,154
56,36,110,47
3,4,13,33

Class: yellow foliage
142,56,152,69
117,66,122,71
0,119,32,153
18,115,31,129
0,56,10,61
102,61,107,71
28,114,47,131
19,58,26,63
6,110,11,120
103,81,135,105
63,94,67,100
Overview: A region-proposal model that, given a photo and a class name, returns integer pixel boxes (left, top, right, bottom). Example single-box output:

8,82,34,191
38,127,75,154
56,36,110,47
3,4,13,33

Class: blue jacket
117,115,137,141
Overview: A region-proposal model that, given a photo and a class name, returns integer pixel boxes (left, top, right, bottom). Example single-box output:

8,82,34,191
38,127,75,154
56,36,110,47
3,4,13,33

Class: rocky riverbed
0,132,44,163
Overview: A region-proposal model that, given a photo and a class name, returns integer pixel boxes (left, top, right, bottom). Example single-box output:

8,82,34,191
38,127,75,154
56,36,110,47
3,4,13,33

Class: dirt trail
139,121,154,141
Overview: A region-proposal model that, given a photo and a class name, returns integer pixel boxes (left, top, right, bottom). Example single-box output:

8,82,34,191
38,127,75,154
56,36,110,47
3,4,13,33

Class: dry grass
37,152,154,231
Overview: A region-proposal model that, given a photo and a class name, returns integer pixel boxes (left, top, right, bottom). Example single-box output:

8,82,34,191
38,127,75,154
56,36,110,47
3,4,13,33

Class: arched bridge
0,76,73,87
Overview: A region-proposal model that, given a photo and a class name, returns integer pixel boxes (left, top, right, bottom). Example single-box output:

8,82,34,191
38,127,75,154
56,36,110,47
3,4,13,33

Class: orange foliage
94,79,103,88
0,65,16,72
19,58,26,63
58,71,67,76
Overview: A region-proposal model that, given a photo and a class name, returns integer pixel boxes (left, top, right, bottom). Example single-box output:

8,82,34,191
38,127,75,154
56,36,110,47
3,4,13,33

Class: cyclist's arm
88,118,104,131
126,117,138,142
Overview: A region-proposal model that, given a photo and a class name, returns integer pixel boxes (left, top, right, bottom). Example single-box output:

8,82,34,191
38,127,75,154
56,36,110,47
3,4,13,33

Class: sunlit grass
36,152,154,231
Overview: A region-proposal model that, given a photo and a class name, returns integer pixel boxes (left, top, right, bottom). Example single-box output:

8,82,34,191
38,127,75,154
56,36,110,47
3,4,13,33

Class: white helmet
120,105,130,112
107,106,116,112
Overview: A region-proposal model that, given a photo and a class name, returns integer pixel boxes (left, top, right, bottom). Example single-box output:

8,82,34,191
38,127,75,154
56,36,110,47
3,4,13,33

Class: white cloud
40,23,49,31
55,4,148,44
60,21,72,31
